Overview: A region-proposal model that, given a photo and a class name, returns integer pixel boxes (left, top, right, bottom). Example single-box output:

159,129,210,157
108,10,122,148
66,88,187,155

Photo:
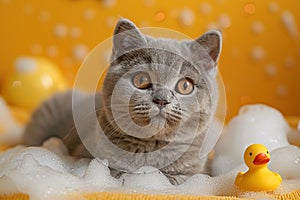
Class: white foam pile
0,104,299,200
0,141,244,199
212,104,291,176
0,138,121,200
0,97,24,146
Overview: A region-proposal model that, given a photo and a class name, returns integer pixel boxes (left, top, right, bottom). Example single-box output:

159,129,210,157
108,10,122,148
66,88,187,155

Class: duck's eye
133,72,151,89
249,152,252,156
176,78,194,95
267,151,269,154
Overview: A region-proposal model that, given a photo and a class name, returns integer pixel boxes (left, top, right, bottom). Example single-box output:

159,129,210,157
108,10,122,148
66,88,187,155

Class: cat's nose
152,98,170,108
152,88,172,108
153,99,170,108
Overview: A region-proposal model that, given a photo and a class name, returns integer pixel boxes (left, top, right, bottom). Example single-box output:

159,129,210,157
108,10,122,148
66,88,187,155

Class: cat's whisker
94,104,136,112
119,151,139,172
102,113,130,138
170,109,182,116
167,114,182,122
114,121,135,146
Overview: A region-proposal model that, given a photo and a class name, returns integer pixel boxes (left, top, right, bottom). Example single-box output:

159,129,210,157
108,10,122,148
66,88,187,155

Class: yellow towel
1,190,300,200
0,194,29,200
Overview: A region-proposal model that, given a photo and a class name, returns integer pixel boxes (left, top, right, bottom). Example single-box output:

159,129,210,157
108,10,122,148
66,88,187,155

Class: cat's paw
166,174,189,185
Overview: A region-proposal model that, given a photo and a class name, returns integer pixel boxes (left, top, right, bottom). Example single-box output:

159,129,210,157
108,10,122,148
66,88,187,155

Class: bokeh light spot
154,11,166,22
244,3,256,15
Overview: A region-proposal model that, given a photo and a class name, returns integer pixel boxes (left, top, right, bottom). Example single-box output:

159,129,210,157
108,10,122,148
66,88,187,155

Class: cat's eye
133,72,151,89
176,78,194,95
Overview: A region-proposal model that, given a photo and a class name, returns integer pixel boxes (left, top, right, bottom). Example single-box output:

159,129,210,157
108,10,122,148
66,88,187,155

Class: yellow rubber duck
235,144,282,191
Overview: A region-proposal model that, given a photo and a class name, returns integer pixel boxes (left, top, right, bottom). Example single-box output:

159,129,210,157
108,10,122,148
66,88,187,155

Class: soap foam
0,97,24,146
1,144,240,199
1,138,299,199
0,143,121,200
212,104,290,176
0,104,300,199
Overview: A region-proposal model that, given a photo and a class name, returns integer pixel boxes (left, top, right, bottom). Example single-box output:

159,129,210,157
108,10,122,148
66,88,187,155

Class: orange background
0,0,299,121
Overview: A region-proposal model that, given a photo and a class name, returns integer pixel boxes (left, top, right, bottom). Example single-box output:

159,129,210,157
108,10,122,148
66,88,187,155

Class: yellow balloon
1,57,68,109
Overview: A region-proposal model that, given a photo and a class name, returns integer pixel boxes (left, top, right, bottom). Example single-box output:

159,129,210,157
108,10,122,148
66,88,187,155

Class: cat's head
102,18,222,140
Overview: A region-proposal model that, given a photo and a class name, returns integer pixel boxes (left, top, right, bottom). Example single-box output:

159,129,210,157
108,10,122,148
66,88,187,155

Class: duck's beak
253,153,270,165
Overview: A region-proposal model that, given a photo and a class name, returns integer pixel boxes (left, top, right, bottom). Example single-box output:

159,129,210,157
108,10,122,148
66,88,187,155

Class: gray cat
23,18,222,185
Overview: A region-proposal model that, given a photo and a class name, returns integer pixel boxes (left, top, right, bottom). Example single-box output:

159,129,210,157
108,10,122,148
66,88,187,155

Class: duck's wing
235,172,244,185
274,172,282,182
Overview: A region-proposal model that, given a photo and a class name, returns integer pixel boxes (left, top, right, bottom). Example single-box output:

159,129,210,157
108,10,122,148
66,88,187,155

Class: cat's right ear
112,18,147,57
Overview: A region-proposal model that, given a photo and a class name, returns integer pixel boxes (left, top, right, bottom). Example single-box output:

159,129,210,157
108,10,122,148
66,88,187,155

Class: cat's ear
191,30,222,64
113,18,147,56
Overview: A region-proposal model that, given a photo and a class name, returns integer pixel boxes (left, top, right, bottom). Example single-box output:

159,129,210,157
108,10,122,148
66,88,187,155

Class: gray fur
23,18,222,185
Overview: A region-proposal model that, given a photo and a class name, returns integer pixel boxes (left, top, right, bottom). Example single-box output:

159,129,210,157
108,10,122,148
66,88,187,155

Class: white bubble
15,56,37,73
122,166,173,192
268,2,280,13
54,24,68,38
199,2,212,15
265,64,277,77
251,46,265,61
251,21,264,34
102,0,116,8
178,174,214,195
70,158,90,177
83,159,121,189
83,9,96,21
178,167,242,196
270,145,300,179
40,74,53,89
281,10,299,38
0,98,24,146
179,8,195,26
72,44,89,61
218,14,231,28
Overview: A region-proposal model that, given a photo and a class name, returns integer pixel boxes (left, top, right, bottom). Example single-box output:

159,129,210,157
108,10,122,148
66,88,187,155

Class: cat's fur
23,18,222,185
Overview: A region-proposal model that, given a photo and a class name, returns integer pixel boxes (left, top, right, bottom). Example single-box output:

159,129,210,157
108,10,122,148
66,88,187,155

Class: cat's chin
150,116,167,129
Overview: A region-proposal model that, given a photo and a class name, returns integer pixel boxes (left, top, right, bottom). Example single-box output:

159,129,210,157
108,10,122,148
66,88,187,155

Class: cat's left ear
112,18,147,57
191,30,222,64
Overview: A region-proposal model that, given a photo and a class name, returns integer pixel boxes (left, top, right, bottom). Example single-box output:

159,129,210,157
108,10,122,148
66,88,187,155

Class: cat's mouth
150,105,169,119
129,102,183,130
155,107,167,117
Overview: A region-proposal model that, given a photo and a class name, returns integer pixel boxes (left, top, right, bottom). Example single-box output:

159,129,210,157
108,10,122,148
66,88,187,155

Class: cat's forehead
146,37,184,52
111,37,208,85
144,37,202,73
